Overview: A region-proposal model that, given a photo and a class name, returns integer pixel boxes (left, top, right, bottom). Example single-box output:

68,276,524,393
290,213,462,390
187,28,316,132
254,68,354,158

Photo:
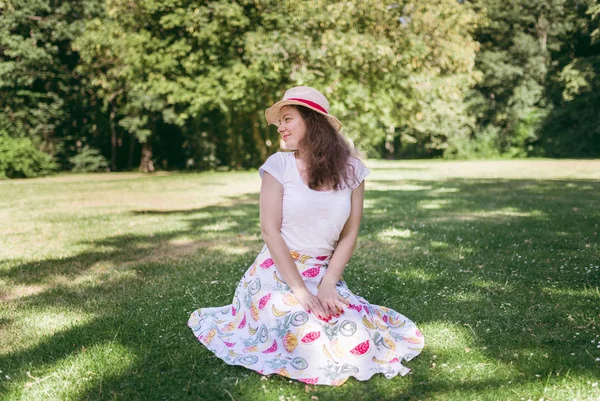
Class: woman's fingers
327,301,341,317
337,294,350,306
308,298,328,321
321,303,333,318
333,300,347,313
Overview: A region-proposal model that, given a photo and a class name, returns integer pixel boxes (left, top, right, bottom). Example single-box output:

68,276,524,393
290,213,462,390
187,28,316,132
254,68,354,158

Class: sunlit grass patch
422,321,473,351
393,267,437,283
8,342,136,401
367,182,433,191
0,309,94,355
419,199,451,210
429,186,460,194
377,228,413,241
430,240,450,249
471,207,546,218
417,322,519,387
202,220,239,232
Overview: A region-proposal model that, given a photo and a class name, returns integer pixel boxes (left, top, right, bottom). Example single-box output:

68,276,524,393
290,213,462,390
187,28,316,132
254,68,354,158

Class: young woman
188,86,424,386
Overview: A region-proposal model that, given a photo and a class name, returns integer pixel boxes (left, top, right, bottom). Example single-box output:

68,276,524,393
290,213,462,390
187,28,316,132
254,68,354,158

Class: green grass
1,159,600,401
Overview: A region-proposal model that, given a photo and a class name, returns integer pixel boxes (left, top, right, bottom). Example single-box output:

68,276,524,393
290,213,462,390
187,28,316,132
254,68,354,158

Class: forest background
1,0,599,178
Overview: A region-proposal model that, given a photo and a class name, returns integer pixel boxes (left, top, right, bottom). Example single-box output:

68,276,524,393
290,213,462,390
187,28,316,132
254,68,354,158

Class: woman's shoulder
267,151,294,162
263,151,291,163
347,155,368,174
348,155,365,168
345,155,369,189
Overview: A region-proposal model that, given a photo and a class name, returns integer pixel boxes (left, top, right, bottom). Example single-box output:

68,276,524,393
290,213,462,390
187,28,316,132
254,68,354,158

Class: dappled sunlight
418,199,451,210
367,182,433,191
168,237,257,256
1,173,260,263
0,309,94,355
393,267,437,283
473,208,546,218
366,159,600,180
430,240,450,249
445,291,487,303
362,198,377,210
0,283,47,302
421,321,473,351
469,276,512,293
1,261,138,302
207,243,255,255
377,228,413,242
542,284,600,298
429,187,460,195
14,342,136,400
2,165,599,400
202,220,239,232
418,322,519,385
428,207,546,223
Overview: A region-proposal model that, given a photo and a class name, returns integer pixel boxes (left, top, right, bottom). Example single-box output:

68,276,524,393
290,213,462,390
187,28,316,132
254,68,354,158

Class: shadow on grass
2,178,599,400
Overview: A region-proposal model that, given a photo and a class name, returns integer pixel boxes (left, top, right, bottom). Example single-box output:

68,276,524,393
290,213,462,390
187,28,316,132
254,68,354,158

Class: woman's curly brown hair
294,106,357,191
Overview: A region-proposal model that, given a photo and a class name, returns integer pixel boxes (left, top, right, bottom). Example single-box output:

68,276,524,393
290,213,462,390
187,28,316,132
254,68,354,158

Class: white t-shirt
259,151,369,256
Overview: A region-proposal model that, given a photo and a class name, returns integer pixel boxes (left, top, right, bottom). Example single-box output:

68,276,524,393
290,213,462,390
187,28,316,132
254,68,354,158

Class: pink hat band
286,98,328,114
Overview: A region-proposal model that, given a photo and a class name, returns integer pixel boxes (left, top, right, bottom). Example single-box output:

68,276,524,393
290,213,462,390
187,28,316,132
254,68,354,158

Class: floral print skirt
187,245,424,386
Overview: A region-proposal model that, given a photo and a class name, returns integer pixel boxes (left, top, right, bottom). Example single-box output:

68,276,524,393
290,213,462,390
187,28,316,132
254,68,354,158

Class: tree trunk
230,111,243,168
251,112,267,160
110,109,117,171
140,139,154,173
536,14,549,66
139,115,156,173
385,124,395,159
128,134,136,170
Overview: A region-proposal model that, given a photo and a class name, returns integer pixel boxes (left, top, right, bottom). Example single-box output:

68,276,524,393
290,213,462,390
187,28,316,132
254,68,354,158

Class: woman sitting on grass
188,86,424,386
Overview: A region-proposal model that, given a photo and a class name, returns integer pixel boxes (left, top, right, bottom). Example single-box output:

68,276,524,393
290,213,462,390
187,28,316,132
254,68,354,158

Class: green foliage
444,125,503,159
0,0,104,162
0,134,57,178
0,0,598,174
68,146,110,172
532,1,600,157
470,0,600,157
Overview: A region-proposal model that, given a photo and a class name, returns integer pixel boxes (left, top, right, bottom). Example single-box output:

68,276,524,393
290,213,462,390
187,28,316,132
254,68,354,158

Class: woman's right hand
293,287,330,322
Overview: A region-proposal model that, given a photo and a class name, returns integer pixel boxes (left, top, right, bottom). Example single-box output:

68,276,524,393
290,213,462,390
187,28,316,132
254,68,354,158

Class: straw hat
265,86,342,132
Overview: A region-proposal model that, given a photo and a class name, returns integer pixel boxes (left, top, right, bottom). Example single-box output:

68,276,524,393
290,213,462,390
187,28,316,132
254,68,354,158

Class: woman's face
277,106,307,151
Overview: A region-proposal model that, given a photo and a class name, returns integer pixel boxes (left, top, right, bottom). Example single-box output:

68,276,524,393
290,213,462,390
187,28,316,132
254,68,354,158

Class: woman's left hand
317,282,350,319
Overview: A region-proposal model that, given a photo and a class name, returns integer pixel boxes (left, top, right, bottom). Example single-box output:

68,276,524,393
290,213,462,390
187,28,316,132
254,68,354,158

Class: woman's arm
260,172,328,319
317,180,366,316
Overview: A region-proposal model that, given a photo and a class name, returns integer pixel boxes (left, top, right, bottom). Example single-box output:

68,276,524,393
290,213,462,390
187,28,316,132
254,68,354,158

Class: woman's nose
278,124,285,133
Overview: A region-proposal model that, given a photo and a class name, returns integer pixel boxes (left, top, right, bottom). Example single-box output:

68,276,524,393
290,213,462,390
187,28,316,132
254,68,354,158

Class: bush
444,126,504,159
0,135,57,179
68,146,110,172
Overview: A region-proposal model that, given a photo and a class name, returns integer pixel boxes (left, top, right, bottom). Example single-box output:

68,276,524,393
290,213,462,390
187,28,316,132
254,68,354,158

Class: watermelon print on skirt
187,244,424,386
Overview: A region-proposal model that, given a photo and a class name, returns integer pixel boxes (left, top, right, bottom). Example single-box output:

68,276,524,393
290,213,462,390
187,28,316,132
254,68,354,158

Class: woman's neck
294,149,307,162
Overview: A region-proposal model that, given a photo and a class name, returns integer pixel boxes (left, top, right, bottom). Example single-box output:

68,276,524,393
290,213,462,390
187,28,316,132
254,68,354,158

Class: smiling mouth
282,135,291,140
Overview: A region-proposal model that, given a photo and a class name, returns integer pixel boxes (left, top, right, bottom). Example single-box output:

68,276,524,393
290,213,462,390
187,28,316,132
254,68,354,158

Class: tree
0,0,104,171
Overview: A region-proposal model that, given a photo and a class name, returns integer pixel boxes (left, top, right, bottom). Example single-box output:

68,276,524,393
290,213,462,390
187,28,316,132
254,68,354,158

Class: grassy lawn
1,159,599,401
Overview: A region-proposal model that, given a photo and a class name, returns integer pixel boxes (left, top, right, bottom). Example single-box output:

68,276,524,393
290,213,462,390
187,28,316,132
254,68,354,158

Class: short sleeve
349,157,370,190
259,152,285,184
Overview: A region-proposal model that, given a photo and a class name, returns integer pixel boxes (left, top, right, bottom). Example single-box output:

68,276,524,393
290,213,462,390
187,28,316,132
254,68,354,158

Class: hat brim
265,100,342,132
